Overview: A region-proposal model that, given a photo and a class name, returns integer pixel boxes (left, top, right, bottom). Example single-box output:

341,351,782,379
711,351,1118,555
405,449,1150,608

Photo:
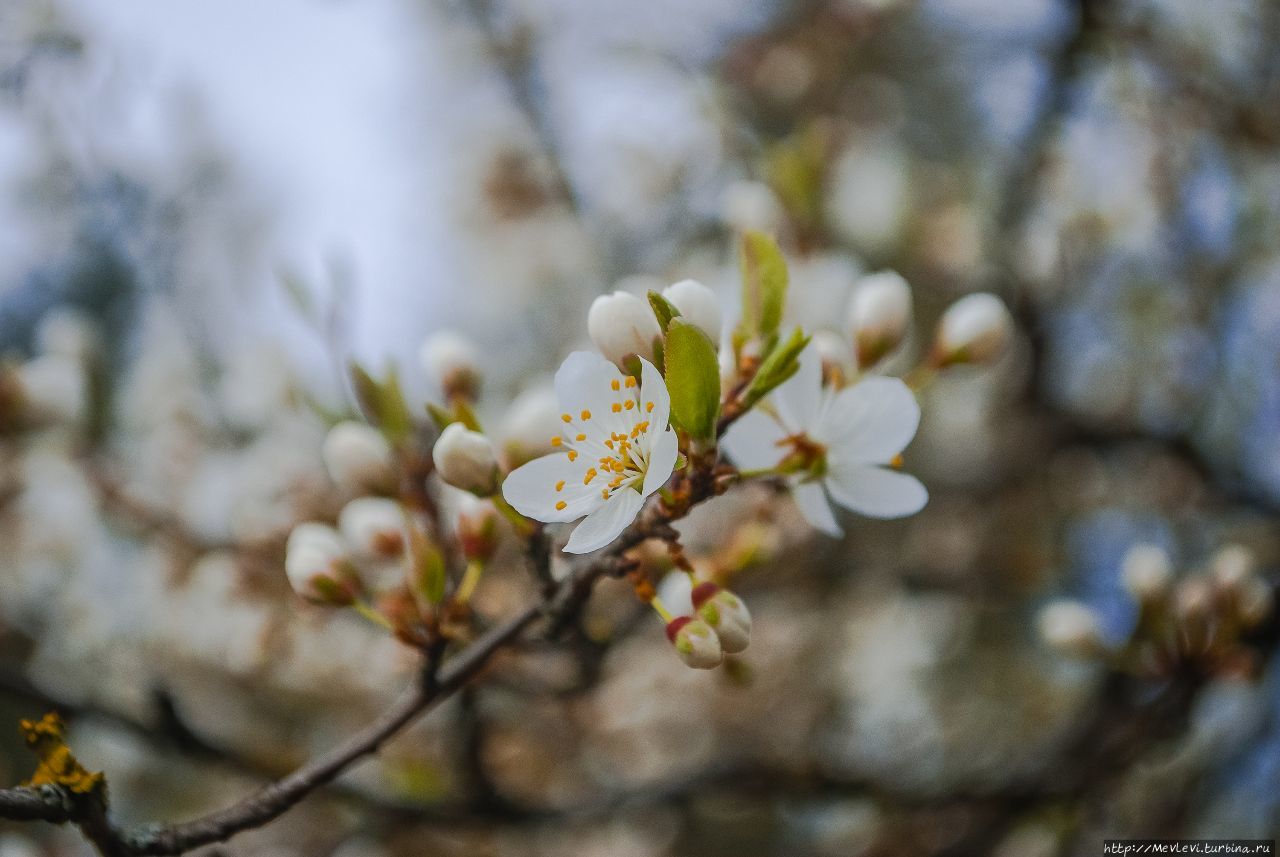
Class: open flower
502,352,679,553
722,344,926,536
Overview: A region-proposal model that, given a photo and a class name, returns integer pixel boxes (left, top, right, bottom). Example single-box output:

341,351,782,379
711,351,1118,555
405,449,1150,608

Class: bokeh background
2,0,1280,854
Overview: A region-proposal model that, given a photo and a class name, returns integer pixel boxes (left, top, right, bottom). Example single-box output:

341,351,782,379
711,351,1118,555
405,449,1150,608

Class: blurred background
2,0,1280,854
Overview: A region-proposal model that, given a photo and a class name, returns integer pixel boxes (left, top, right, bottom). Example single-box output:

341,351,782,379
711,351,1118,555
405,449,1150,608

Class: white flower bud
1237,576,1273,628
500,384,561,467
718,179,784,234
420,330,481,400
322,421,395,494
663,279,723,342
1121,543,1172,602
1210,544,1256,592
665,616,723,669
934,292,1013,367
848,270,912,367
338,497,405,559
433,422,499,495
692,583,751,654
1037,600,1104,658
15,355,87,426
452,491,500,561
1175,578,1214,621
587,290,662,369
286,523,359,605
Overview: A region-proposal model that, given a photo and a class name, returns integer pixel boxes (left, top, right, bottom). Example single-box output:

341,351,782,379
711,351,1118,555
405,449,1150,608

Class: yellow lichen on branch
19,713,105,795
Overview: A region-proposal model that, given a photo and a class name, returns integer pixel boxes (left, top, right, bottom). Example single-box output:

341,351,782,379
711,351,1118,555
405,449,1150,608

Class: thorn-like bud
692,582,752,654
663,279,723,342
1036,599,1104,659
933,292,1013,367
433,422,500,495
847,270,912,367
285,523,360,605
338,497,405,559
587,290,662,369
323,421,395,494
500,384,561,467
420,330,482,400
14,355,87,426
453,492,500,562
1121,543,1173,602
665,615,723,669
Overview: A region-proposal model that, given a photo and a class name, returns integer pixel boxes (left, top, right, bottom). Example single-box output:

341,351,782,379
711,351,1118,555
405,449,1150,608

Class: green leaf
738,231,788,340
647,290,681,333
349,363,413,445
741,327,809,412
664,319,721,440
408,526,446,606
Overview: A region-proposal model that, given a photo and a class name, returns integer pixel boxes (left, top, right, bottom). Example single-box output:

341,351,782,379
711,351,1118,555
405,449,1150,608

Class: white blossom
433,423,500,495
587,290,662,369
420,330,481,398
15,355,87,426
663,278,723,342
337,497,405,559
1036,599,1103,658
502,352,678,554
935,292,1013,366
285,523,358,605
499,383,562,466
848,270,912,367
1120,543,1172,601
722,344,927,536
322,421,394,493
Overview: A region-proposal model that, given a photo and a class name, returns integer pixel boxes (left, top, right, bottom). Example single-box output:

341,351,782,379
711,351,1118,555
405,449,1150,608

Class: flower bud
587,290,662,369
691,582,752,654
933,292,1013,367
1237,576,1274,628
15,355,87,426
420,330,481,400
453,491,500,561
500,384,561,467
1036,599,1104,658
1120,543,1172,602
433,422,500,495
285,523,360,605
663,279,723,342
1210,544,1256,592
665,616,723,669
337,497,405,559
718,179,784,234
847,270,912,367
323,421,395,494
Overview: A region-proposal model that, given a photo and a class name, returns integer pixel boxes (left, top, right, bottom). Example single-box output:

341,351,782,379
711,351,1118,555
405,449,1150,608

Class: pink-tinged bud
587,290,661,369
933,292,1013,367
323,421,395,493
1036,599,1104,658
337,497,405,559
285,523,360,606
692,583,752,654
665,616,723,669
453,492,500,562
847,270,912,367
420,330,482,400
432,423,500,495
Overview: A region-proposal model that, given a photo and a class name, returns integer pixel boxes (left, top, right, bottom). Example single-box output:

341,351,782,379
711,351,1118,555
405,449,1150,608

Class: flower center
775,433,828,480
549,373,658,505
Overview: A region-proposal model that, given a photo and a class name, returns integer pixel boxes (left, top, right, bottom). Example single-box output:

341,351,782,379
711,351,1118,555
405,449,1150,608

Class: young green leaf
349,363,413,445
407,526,446,606
664,319,721,440
740,327,809,412
738,231,788,340
647,290,682,333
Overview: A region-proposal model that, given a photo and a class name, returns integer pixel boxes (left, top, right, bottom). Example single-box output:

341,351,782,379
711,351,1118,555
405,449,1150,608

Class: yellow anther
612,403,622,413
624,400,634,410
555,480,565,492
561,413,572,423
611,379,620,391
584,468,598,484
890,454,904,469
550,436,562,447
568,450,578,462
601,489,609,499
625,376,637,388
576,433,586,441
581,409,592,420
645,401,654,413
555,500,567,511
605,439,614,449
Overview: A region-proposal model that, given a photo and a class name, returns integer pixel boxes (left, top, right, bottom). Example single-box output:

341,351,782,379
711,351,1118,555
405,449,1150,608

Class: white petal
554,351,625,430
791,479,843,537
639,357,670,430
642,429,679,495
825,463,928,519
564,488,644,554
771,342,823,429
502,453,600,522
721,409,787,471
818,376,920,464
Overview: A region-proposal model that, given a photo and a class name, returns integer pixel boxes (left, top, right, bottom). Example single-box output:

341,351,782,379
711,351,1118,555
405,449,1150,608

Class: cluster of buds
1037,543,1275,678
665,582,754,670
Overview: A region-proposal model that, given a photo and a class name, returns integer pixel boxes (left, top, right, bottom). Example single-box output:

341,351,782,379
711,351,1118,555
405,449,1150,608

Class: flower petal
563,487,644,553
554,351,626,431
639,357,670,430
791,478,842,537
721,409,787,471
502,453,601,522
771,342,823,430
825,463,928,519
642,428,679,495
818,376,920,464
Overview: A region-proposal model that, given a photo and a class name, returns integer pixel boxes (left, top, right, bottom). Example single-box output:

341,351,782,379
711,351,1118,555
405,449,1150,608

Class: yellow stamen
625,376,637,388
555,480,565,492
601,489,609,499
568,450,578,462
611,379,620,391
605,439,614,449
624,400,634,410
612,403,622,413
890,454,904,469
576,433,586,441
561,413,572,423
645,401,654,413
550,436,562,447
555,500,567,511
584,468,598,484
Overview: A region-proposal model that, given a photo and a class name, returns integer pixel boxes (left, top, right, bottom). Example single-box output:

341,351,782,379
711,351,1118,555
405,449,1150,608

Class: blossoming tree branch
0,232,1016,854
